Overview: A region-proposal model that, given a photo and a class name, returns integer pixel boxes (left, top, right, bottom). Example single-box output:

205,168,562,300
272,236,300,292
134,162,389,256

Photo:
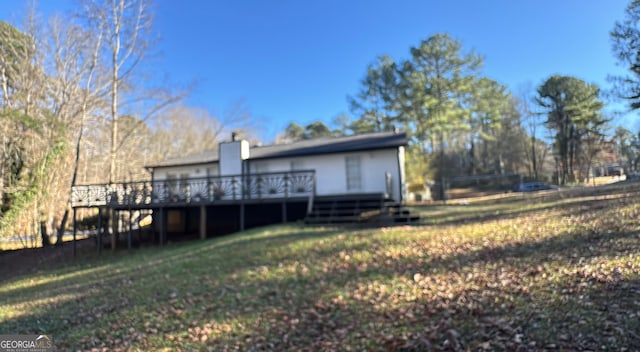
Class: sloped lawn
1,191,639,351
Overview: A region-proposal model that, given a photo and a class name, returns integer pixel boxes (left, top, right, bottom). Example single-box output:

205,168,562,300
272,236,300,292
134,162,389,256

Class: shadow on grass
1,199,639,350
201,225,640,350
414,190,634,227
0,226,371,347
0,225,348,331
435,229,638,272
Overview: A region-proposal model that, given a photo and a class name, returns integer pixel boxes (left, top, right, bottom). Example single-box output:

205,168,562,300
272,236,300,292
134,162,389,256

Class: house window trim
345,155,362,191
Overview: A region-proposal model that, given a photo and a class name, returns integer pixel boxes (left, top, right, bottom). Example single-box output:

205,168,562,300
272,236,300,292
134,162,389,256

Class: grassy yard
1,189,640,351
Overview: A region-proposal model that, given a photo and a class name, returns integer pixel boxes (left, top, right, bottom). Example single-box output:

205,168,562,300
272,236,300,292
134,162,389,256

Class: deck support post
97,208,102,254
199,205,207,240
128,209,133,250
111,209,117,251
159,207,165,246
281,201,287,223
138,210,143,240
240,203,245,231
72,208,77,257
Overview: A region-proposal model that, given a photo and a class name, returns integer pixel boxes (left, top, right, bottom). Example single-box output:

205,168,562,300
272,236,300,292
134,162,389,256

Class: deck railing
71,170,316,208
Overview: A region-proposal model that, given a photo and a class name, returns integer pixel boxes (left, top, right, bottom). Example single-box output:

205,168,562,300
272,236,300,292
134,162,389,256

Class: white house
70,131,412,250
148,131,407,202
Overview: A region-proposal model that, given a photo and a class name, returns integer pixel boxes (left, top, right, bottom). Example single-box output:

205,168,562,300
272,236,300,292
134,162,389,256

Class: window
179,173,190,191
207,165,219,177
252,162,269,174
166,173,190,196
167,173,179,195
345,156,362,191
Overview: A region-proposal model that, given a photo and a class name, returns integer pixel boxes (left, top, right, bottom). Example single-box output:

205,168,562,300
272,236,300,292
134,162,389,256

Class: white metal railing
71,170,316,208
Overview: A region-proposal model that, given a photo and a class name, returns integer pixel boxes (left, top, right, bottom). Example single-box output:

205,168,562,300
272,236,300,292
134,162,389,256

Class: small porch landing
305,193,420,225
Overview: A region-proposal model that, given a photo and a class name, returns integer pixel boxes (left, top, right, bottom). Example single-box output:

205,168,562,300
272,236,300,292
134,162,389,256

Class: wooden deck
68,171,418,254
71,170,316,209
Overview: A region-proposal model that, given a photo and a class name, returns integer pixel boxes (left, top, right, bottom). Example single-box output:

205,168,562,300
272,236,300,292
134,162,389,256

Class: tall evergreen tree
466,78,511,174
403,34,482,159
345,33,535,182
282,122,305,142
611,0,640,109
303,121,334,139
613,126,640,171
536,75,605,184
348,55,399,133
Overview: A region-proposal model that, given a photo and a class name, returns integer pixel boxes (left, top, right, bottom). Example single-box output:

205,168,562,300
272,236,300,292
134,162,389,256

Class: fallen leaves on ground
1,188,640,351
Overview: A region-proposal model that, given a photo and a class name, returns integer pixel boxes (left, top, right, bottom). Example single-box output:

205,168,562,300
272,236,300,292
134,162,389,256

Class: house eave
146,159,220,170
147,131,408,169
248,144,406,161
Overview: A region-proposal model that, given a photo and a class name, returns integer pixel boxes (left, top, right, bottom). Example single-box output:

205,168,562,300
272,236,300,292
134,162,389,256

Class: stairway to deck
384,203,422,224
305,194,420,225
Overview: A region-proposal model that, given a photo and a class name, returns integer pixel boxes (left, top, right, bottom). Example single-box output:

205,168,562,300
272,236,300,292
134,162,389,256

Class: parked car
626,173,640,182
513,182,559,192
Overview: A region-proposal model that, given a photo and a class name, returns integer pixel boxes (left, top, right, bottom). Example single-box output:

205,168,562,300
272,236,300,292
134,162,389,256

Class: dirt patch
0,238,97,282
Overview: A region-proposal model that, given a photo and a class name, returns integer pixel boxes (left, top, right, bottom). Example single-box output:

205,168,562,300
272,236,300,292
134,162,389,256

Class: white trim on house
345,155,363,191
398,146,406,202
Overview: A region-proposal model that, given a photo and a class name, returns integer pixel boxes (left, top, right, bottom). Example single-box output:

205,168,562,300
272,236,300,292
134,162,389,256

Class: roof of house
147,131,407,169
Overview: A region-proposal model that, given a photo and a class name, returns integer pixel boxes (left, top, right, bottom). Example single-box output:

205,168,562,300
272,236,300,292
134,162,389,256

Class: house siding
151,147,405,201
247,148,403,198
153,163,218,181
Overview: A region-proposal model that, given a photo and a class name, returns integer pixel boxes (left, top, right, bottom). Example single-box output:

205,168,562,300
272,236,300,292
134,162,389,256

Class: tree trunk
40,221,51,247
109,0,123,184
495,152,504,175
55,209,69,246
531,135,538,179
468,141,475,176
439,132,446,179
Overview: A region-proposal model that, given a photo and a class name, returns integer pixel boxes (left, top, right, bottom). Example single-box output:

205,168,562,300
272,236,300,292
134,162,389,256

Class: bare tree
73,0,189,249
147,100,260,165
79,0,189,185
79,0,154,183
0,10,54,243
45,14,109,245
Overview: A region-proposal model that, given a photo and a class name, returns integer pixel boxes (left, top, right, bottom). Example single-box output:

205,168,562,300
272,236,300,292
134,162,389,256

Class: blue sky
1,0,636,141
